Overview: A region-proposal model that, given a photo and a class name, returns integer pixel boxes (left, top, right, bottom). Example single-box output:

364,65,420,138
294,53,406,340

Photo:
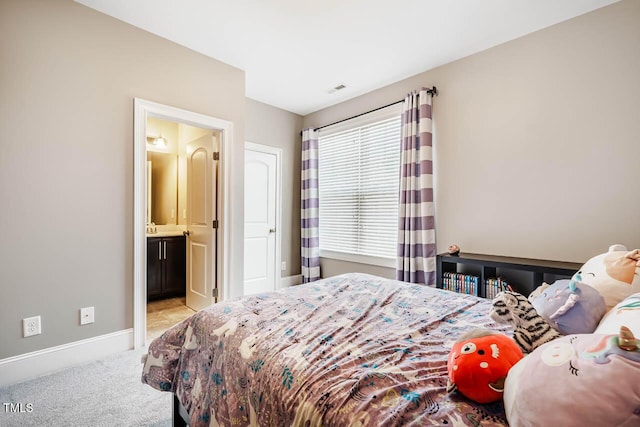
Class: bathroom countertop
146,231,185,238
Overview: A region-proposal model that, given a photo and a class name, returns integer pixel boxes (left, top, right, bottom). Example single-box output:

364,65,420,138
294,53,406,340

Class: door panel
189,242,207,296
186,133,217,311
244,149,276,295
245,162,269,223
190,148,208,225
244,237,269,280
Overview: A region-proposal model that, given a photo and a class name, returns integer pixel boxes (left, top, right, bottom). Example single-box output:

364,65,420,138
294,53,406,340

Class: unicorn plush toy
531,278,607,335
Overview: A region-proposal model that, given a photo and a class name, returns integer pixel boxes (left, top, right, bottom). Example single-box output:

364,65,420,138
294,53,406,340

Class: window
318,112,401,266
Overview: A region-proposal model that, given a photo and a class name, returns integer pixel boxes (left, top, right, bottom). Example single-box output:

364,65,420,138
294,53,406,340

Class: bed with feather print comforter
141,273,511,426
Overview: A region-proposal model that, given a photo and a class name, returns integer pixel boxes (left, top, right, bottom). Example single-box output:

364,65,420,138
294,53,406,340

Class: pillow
504,331,640,427
574,246,640,310
596,292,640,336
531,279,606,335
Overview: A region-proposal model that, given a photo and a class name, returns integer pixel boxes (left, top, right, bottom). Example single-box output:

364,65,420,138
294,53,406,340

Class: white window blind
318,115,401,261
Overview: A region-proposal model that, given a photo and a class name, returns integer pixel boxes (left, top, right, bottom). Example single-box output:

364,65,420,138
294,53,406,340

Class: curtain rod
310,86,437,133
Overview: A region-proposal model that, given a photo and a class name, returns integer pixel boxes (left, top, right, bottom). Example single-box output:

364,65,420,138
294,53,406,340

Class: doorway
144,117,219,340
133,98,233,349
244,142,282,295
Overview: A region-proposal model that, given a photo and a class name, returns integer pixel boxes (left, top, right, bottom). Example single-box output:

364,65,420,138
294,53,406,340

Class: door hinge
212,219,219,229
212,288,219,298
213,152,220,161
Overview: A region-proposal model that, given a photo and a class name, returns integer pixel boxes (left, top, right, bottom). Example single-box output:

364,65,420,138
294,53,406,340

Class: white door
186,133,218,311
244,148,277,295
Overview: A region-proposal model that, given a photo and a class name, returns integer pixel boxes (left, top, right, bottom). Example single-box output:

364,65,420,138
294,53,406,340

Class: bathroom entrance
133,99,232,348
144,117,219,339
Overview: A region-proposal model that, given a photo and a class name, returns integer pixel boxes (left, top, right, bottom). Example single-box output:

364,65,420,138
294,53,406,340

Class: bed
141,273,513,426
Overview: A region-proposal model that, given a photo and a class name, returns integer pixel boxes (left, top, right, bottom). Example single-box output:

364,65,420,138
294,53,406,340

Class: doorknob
269,228,276,233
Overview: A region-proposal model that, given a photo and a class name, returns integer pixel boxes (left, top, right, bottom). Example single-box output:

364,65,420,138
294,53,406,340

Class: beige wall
245,98,304,278
0,0,245,359
304,0,640,277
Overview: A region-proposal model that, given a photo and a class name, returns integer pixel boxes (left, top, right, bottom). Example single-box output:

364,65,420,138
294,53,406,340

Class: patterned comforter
142,273,511,426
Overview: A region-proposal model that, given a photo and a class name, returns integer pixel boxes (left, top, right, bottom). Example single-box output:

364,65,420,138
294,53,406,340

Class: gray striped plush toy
489,290,561,354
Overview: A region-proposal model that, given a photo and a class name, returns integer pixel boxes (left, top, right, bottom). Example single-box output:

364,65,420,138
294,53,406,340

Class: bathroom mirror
147,151,178,225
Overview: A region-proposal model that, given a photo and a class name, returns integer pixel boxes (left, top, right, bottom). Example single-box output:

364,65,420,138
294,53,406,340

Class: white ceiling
76,0,618,115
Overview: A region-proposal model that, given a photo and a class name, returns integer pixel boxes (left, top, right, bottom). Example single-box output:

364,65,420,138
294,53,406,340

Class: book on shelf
484,277,510,299
441,272,479,296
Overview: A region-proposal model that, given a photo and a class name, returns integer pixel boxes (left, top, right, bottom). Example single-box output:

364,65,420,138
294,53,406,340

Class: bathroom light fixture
147,134,167,147
153,135,167,147
146,133,167,147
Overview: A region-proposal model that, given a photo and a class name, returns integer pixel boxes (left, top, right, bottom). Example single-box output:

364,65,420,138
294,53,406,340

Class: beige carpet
0,348,171,427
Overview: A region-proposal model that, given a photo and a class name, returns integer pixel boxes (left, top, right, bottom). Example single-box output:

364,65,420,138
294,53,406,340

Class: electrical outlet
23,316,41,337
80,307,95,325
281,261,287,271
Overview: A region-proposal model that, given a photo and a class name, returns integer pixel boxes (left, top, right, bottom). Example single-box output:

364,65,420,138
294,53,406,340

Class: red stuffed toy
447,329,523,404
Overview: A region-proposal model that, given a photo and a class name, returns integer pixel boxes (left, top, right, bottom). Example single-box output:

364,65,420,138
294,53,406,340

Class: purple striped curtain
301,128,321,283
396,89,436,285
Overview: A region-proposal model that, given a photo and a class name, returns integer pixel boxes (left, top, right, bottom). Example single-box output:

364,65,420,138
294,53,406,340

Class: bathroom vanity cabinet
147,235,186,300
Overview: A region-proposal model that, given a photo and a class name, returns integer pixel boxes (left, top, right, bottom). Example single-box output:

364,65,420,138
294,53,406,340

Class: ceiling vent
327,84,347,94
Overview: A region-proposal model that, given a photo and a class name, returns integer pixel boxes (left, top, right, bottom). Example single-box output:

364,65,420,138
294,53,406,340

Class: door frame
245,141,282,291
133,98,233,349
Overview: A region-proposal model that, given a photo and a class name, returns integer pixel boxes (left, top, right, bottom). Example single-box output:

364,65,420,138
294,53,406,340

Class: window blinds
318,116,401,259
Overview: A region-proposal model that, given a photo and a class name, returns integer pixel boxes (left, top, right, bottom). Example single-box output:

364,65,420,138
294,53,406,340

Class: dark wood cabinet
147,236,186,300
436,252,583,298
147,238,163,298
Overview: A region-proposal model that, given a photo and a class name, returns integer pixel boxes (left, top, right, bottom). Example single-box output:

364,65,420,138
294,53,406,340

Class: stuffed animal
596,292,640,336
531,279,607,335
489,291,561,354
446,328,523,404
527,281,549,304
574,245,640,310
503,326,640,427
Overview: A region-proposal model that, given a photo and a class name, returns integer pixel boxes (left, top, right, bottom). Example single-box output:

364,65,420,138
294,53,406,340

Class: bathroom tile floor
146,297,196,341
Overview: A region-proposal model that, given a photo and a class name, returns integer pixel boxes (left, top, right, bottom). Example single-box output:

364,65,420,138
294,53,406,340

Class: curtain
301,128,321,283
396,88,436,285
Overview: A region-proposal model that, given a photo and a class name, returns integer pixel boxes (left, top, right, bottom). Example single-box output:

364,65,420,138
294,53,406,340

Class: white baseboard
0,328,133,387
280,274,302,288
